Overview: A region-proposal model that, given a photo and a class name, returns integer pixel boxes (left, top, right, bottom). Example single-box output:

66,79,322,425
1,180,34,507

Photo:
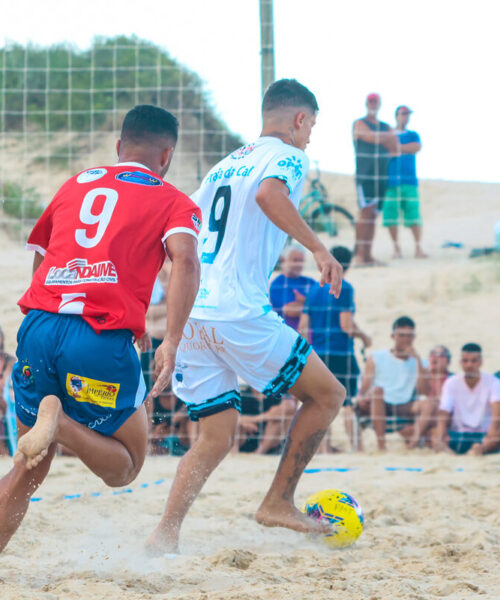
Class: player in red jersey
0,105,201,553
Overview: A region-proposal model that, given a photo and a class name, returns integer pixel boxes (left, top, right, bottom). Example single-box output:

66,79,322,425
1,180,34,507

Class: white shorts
172,311,311,421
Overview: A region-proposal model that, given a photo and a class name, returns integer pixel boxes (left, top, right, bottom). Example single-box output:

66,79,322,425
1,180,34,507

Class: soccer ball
302,489,364,548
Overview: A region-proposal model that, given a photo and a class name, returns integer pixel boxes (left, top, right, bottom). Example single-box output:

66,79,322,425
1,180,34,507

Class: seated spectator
433,343,500,455
356,316,429,450
299,246,371,450
236,386,297,455
0,326,15,456
269,245,315,330
407,345,452,448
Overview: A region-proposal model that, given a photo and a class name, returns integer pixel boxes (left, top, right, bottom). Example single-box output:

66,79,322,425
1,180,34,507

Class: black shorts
318,354,360,407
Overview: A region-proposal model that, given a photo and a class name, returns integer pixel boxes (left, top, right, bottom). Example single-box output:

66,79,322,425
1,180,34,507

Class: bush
1,181,43,219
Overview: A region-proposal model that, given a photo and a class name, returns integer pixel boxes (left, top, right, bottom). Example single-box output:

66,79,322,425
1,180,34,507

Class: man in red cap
352,94,399,266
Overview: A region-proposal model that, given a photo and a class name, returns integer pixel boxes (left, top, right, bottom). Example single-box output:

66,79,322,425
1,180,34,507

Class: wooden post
260,0,275,99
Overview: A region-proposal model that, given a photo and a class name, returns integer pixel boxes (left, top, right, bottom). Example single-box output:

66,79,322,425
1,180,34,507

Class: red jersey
19,162,202,337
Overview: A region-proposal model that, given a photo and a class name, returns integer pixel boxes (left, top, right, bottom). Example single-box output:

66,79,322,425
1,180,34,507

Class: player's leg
256,350,345,533
383,187,402,258
0,420,57,553
354,183,378,264
146,318,240,555
370,387,387,450
407,397,438,448
146,408,238,555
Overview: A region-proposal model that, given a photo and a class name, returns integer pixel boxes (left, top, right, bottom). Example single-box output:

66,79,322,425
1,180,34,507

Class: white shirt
372,349,418,405
190,136,309,321
440,373,500,433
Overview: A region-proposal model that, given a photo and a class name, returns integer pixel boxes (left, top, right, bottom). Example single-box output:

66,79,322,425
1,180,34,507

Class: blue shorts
12,310,146,436
448,430,486,455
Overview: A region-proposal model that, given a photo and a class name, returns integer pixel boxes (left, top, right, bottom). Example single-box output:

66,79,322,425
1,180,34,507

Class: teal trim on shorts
383,185,422,227
186,389,242,422
262,336,311,399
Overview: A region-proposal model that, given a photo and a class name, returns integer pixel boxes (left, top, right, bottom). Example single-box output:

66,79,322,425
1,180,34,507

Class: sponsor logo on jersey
277,155,303,179
87,413,113,430
76,168,107,183
191,213,201,231
22,364,34,384
45,259,118,286
230,143,255,160
115,171,163,186
204,164,255,184
66,373,120,409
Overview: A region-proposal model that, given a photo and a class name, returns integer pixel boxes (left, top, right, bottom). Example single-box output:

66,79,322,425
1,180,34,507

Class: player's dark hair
262,79,319,114
392,316,415,331
121,105,178,144
462,342,482,354
330,246,352,271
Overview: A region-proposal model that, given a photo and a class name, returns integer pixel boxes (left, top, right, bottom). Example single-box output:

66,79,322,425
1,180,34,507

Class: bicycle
299,163,356,250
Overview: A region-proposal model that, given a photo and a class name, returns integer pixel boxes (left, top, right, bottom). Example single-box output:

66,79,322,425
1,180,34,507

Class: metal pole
260,0,275,99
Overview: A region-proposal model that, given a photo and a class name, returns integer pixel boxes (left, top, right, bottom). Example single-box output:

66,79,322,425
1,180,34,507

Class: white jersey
190,136,309,321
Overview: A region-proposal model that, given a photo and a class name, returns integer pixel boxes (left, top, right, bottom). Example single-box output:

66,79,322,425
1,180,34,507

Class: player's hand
238,415,259,434
150,339,178,398
313,247,343,297
136,331,152,352
293,290,306,304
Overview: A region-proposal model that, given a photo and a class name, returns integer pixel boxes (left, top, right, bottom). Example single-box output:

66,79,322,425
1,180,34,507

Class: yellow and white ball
302,489,364,548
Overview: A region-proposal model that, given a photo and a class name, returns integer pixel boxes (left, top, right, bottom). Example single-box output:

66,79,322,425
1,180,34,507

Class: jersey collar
116,161,151,171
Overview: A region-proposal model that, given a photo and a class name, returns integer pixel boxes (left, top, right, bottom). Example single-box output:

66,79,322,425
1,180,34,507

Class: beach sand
1,173,500,598
1,451,500,599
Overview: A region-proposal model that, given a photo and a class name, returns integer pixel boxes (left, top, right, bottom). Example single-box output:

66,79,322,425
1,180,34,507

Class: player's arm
150,233,200,398
32,251,44,277
353,120,400,153
256,178,342,297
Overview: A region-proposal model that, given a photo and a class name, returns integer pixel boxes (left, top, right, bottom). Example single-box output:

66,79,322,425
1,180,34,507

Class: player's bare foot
415,248,428,259
14,395,61,470
392,246,403,259
256,501,332,535
144,525,180,557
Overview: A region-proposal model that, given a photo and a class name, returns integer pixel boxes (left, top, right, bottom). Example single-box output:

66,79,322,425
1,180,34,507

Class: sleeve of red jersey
161,193,202,246
26,202,55,256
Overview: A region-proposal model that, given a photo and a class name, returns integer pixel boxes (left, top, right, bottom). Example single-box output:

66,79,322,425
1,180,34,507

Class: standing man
433,343,500,455
383,106,426,259
269,245,315,330
147,79,346,554
299,246,371,449
353,93,399,266
0,106,201,553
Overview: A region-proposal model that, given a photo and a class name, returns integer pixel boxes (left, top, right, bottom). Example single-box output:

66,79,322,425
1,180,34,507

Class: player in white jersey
147,79,346,554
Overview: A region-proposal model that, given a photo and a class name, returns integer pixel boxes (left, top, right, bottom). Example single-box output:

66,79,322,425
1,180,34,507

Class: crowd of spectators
1,246,499,457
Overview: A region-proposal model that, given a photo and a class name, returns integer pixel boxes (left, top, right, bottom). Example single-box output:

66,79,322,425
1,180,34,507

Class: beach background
1,173,500,598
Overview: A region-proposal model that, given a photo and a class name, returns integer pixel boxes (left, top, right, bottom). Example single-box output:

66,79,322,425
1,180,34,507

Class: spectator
236,386,297,455
352,93,399,266
433,343,500,455
299,246,371,450
0,327,15,456
356,316,429,450
407,345,452,448
141,261,170,391
383,106,426,259
269,245,315,330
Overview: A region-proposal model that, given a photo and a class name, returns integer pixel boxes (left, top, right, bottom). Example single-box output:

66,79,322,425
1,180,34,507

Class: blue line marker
304,467,357,474
31,497,42,502
64,494,82,499
385,467,423,472
112,488,133,495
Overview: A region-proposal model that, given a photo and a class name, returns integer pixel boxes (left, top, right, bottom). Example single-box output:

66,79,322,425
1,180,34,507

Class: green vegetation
1,181,42,220
0,35,242,154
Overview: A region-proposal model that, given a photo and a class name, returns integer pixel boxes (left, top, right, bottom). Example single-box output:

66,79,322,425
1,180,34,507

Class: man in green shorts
383,106,427,259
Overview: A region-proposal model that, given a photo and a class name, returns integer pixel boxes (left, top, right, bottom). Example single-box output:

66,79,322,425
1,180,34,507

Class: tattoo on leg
281,428,327,501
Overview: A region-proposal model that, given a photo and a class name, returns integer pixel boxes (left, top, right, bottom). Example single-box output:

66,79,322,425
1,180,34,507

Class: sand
1,171,500,598
1,451,500,599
